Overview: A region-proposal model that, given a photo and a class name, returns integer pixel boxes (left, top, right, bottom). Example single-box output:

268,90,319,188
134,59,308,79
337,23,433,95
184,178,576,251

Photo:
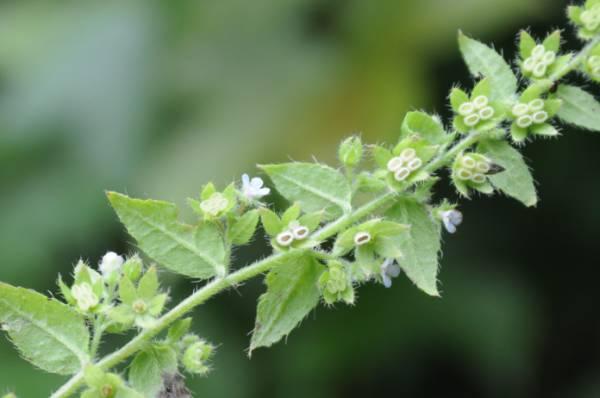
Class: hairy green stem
51,34,598,398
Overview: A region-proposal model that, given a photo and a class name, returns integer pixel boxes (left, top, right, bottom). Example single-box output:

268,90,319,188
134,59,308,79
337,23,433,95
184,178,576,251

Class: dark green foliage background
1,0,598,396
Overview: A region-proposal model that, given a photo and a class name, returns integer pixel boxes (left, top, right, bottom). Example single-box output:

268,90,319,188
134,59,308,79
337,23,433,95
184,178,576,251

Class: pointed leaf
458,32,518,100
556,85,600,132
108,192,226,279
249,252,324,354
259,163,351,219
0,282,90,375
478,139,537,207
385,200,441,296
400,111,448,145
228,209,260,245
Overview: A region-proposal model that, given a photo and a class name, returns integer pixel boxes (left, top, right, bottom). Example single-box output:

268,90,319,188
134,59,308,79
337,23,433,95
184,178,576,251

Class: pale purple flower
441,210,463,234
381,259,401,288
241,174,270,201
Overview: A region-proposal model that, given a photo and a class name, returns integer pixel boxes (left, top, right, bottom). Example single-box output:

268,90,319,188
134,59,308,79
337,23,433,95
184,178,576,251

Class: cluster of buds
457,94,495,128
181,338,214,376
333,219,408,285
452,153,501,196
511,99,549,128
508,87,562,142
454,153,492,185
523,45,556,78
318,261,355,305
386,148,423,182
108,266,168,329
450,78,501,133
260,203,322,249
587,55,600,78
276,221,310,247
569,2,600,39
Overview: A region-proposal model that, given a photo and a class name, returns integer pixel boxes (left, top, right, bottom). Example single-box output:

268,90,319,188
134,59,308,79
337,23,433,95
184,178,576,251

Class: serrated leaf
259,163,351,219
386,200,441,297
129,344,178,397
108,192,226,279
229,209,260,245
400,111,448,145
478,139,537,207
458,32,517,100
556,85,600,132
0,282,90,375
249,252,323,354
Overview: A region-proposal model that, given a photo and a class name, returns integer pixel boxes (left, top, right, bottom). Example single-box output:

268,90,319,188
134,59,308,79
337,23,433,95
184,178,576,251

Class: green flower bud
122,255,143,282
338,136,363,168
182,340,214,375
318,261,354,305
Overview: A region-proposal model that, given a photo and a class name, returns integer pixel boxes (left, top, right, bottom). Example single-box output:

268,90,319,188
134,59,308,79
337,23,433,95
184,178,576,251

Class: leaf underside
108,192,226,279
249,252,324,354
0,282,90,375
386,200,441,297
458,32,518,100
479,139,538,207
260,163,352,219
556,85,600,132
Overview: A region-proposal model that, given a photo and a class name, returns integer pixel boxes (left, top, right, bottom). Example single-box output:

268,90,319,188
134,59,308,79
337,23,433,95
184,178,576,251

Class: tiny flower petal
241,174,270,200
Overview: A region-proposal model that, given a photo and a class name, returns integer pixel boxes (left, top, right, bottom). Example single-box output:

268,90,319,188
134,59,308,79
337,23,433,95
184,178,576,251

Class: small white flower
241,174,270,201
441,210,463,234
71,283,99,311
380,259,401,288
99,251,124,275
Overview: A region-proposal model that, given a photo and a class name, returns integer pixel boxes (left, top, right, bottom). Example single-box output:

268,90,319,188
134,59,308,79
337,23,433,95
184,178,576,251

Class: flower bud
99,252,124,276
182,341,214,375
123,255,143,281
71,283,99,312
338,136,363,168
318,261,354,305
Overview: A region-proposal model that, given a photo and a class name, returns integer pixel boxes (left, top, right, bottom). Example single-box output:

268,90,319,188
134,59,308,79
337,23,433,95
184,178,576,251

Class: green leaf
449,87,469,112
478,139,538,207
249,252,324,354
543,30,561,53
458,32,517,100
107,192,226,279
281,203,301,226
259,163,352,219
519,30,536,59
119,276,137,305
400,111,448,145
129,344,178,397
137,266,159,300
371,145,392,169
556,85,600,132
228,209,260,245
259,208,283,236
0,282,90,375
386,200,441,296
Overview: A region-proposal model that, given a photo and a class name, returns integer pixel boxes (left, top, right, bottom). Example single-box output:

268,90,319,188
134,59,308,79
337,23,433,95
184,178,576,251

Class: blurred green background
2,0,599,397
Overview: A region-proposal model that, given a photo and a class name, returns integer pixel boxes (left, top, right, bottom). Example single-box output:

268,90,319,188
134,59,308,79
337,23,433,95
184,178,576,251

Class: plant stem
51,35,599,398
